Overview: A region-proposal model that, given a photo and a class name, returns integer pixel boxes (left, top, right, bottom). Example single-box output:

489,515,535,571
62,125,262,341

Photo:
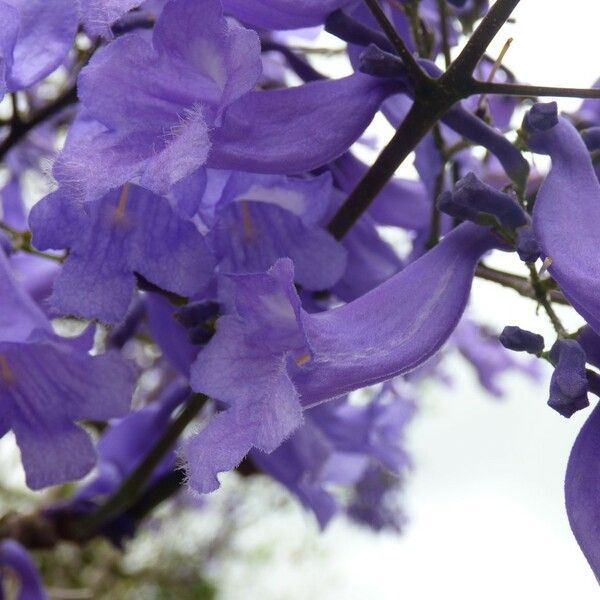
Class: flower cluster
1,0,600,594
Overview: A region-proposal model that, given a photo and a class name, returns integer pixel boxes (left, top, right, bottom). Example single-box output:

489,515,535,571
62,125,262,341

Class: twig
471,80,600,99
71,393,207,539
475,264,569,306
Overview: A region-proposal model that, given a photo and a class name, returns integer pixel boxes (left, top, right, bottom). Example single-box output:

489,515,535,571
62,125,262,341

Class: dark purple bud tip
548,339,590,418
523,102,559,134
447,0,468,6
515,225,540,263
175,301,220,328
359,44,407,79
499,325,545,355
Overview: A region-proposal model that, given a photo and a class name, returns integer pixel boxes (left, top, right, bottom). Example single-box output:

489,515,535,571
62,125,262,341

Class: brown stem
471,80,600,99
327,96,451,240
475,264,569,306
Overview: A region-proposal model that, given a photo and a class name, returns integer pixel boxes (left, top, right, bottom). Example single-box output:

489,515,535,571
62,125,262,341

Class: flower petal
527,103,600,334
207,74,399,173
565,400,600,581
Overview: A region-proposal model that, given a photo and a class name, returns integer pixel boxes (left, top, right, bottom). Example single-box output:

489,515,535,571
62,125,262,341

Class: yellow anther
114,183,131,222
295,353,311,367
0,355,14,385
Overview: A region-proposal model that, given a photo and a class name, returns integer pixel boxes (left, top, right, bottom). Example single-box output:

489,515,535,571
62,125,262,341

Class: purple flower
251,383,414,528
526,102,600,335
0,0,77,95
547,339,589,418
185,223,502,493
207,171,347,290
29,184,214,324
0,249,134,489
56,0,261,199
55,0,400,202
0,540,47,600
145,292,201,376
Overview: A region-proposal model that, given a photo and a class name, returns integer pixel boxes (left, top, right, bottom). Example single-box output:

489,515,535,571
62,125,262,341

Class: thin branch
0,86,78,161
327,98,450,239
436,0,452,68
327,2,521,239
71,393,208,539
363,0,428,85
475,264,569,306
445,0,521,82
528,264,568,337
0,222,65,262
476,37,513,113
471,80,600,99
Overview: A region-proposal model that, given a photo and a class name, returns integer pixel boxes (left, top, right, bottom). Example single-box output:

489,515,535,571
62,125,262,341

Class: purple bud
499,326,545,355
438,172,528,230
447,0,468,6
548,339,590,418
515,225,540,263
523,102,559,134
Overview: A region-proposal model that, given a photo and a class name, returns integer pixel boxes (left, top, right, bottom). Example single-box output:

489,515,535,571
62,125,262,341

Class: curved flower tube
526,102,600,335
186,222,503,492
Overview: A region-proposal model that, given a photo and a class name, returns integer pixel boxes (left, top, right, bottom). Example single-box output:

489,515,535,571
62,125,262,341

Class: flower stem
71,393,208,540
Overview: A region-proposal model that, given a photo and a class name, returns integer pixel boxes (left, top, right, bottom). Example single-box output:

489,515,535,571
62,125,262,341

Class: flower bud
515,225,540,263
499,325,545,355
438,172,528,230
548,339,590,418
